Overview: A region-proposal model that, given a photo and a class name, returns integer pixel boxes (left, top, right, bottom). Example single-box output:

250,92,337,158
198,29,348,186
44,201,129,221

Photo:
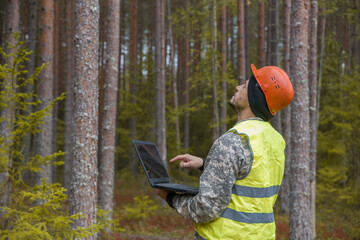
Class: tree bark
22,0,38,184
129,0,138,175
63,0,75,192
237,0,245,84
51,0,63,183
69,0,99,237
220,2,227,134
184,0,190,149
34,0,54,184
244,0,250,79
155,0,167,165
351,0,359,67
0,0,19,224
280,0,291,216
268,0,282,132
258,0,266,67
98,0,120,225
309,1,318,239
317,6,326,116
167,0,181,151
290,0,312,239
212,0,220,140
268,0,279,66
99,0,120,224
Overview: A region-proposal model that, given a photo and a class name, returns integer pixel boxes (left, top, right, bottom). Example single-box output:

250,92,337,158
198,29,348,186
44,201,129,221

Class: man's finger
170,155,185,163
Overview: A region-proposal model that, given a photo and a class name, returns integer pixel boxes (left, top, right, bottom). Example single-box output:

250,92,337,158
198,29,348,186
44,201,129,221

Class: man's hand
155,188,170,201
170,154,203,170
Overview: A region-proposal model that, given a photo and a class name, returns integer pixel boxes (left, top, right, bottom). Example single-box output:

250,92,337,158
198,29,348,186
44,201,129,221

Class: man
156,64,294,239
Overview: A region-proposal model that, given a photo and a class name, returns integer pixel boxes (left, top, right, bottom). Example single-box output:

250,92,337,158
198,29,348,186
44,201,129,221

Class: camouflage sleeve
172,131,252,223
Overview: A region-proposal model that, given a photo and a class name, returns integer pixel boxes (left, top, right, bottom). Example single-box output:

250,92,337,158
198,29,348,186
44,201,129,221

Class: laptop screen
134,141,170,179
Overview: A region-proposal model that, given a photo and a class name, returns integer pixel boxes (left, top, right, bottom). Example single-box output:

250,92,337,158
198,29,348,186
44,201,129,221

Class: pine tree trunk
98,0,120,225
228,11,236,72
0,0,19,224
52,0,63,183
258,0,266,67
351,0,359,67
237,0,245,84
309,1,318,239
155,0,167,165
244,0,250,79
212,0,220,140
167,0,181,151
69,1,99,237
184,0,190,149
317,6,326,116
220,2,227,134
290,0,312,238
22,0,38,184
34,0,54,184
129,0,138,176
268,0,279,66
63,0,75,192
280,0,291,216
268,0,282,132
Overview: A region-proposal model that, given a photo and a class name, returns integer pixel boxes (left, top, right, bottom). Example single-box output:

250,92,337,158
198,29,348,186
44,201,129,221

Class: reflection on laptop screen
135,142,169,179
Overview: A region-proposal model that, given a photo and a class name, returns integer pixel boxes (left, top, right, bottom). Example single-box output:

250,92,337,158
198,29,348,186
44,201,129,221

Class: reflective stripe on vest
195,119,285,240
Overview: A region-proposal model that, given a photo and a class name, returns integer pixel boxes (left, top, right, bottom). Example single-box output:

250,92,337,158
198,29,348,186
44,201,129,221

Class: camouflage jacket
172,119,256,231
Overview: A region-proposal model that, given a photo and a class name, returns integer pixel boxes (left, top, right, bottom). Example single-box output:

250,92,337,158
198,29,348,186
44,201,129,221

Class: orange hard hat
251,64,294,115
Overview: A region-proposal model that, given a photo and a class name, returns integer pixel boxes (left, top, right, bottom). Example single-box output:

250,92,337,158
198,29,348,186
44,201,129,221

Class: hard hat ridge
249,64,294,116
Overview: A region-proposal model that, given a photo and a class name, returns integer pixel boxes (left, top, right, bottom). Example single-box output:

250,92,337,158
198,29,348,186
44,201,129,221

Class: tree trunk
98,0,120,225
0,0,19,224
167,0,181,151
258,0,266,67
280,0,291,217
351,0,359,67
317,6,326,116
344,12,350,73
34,0,54,184
268,0,281,132
22,0,38,184
309,1,318,239
155,0,167,165
212,0,220,140
244,0,250,79
228,10,236,72
290,0,312,239
51,0,63,183
63,0,75,192
237,0,245,84
184,0,190,149
129,0,138,175
268,0,279,66
69,1,99,237
220,2,227,134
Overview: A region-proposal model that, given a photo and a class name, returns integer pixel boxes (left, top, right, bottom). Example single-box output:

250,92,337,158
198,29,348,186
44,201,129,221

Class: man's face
229,80,250,113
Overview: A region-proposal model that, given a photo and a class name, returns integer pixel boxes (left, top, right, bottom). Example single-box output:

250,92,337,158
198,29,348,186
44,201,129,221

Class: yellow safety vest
195,119,285,240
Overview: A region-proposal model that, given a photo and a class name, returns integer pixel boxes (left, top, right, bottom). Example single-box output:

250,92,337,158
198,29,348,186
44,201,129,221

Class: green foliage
0,33,66,187
123,195,158,221
96,206,124,239
0,33,124,239
316,28,360,238
0,179,99,240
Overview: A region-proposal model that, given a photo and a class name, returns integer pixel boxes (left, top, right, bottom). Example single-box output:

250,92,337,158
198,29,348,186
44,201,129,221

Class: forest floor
111,170,351,240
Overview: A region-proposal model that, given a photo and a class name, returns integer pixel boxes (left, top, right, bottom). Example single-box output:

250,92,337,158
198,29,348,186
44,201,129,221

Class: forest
0,0,359,239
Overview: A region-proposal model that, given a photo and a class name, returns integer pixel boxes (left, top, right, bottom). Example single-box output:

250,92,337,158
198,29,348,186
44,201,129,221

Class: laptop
132,140,199,195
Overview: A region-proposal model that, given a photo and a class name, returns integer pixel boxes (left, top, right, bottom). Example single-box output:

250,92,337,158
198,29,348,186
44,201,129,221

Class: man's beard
229,100,241,113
